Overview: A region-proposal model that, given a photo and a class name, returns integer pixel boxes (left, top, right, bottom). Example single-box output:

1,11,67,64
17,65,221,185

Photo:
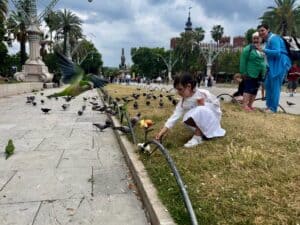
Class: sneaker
184,135,203,148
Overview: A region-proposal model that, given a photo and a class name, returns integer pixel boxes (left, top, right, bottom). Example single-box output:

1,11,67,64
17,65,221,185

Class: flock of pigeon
24,90,146,135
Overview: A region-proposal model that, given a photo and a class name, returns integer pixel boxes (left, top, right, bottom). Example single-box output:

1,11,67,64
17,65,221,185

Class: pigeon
172,99,178,106
113,126,131,134
93,123,110,132
152,95,157,100
64,96,74,102
32,102,37,106
55,97,59,100
83,97,88,101
92,97,97,101
61,104,70,110
286,101,296,106
115,97,121,102
130,113,141,127
82,105,86,111
146,101,150,106
41,108,51,114
40,92,44,96
89,101,98,106
77,110,83,116
40,100,44,104
159,99,164,108
133,101,139,110
159,94,163,98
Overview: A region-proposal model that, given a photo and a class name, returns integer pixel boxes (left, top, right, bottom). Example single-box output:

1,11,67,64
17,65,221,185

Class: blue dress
264,32,291,112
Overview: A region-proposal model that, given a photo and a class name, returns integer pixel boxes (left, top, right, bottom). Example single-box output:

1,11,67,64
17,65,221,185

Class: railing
97,86,199,225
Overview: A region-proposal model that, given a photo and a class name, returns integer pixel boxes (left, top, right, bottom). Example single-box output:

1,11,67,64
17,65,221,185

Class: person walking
257,24,291,112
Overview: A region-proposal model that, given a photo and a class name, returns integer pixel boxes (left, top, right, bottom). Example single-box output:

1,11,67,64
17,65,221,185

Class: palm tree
44,11,60,42
55,9,83,56
0,0,8,22
260,0,300,36
211,25,224,44
194,27,205,43
7,9,28,65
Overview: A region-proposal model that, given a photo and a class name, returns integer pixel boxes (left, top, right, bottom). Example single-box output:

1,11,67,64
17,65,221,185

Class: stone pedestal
14,26,53,83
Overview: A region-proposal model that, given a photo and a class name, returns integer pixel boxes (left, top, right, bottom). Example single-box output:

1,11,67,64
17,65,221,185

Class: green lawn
105,84,300,225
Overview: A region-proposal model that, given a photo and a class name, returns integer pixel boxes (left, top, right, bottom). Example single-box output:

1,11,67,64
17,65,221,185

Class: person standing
257,24,292,112
240,32,267,111
287,62,300,97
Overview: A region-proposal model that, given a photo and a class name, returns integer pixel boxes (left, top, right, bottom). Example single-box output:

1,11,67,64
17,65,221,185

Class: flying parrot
49,52,108,97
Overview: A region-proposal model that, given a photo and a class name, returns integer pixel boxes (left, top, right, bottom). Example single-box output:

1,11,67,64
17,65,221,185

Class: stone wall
0,82,44,98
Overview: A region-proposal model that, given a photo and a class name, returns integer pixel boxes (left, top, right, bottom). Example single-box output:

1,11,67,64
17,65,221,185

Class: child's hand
197,98,205,106
155,127,168,141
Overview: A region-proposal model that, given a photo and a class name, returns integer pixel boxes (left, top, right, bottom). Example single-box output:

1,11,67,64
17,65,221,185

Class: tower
184,7,193,33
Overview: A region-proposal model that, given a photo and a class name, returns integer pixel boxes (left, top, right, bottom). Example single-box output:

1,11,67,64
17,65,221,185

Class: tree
0,0,7,22
194,27,205,43
6,0,31,65
260,0,300,36
79,40,103,75
131,47,166,78
55,9,83,55
211,25,224,44
244,28,257,44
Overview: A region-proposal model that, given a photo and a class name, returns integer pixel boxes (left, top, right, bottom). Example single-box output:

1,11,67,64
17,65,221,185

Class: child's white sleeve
164,100,184,129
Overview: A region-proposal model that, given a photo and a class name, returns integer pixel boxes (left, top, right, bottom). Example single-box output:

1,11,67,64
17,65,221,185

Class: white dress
165,88,226,138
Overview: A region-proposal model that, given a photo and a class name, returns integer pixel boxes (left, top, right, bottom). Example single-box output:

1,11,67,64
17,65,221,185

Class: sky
7,0,300,67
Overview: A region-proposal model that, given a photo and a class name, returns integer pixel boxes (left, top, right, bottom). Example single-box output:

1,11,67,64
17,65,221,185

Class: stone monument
13,0,54,82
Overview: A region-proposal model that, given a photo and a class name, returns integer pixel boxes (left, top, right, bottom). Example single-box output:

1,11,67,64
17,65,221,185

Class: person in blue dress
257,24,291,112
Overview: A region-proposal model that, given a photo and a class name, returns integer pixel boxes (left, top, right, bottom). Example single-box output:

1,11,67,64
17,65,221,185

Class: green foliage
211,25,224,43
43,53,62,83
131,47,167,78
260,0,300,36
79,40,103,74
5,139,14,160
244,28,257,45
217,51,241,74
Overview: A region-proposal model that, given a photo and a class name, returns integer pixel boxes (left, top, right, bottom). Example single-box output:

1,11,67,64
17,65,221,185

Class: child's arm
155,100,184,140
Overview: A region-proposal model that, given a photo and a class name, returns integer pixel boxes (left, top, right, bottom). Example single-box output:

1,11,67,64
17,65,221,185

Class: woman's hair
234,73,242,80
257,24,269,30
173,73,196,89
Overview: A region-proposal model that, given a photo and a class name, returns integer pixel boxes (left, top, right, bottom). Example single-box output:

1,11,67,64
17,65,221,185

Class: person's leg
269,76,282,112
243,93,252,110
248,94,256,109
264,74,272,110
183,117,203,148
184,117,203,136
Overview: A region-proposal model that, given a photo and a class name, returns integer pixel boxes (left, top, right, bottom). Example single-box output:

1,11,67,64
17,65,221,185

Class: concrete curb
110,116,176,225
0,82,44,98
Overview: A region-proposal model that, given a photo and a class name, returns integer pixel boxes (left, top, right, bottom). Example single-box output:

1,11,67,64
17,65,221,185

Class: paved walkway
0,89,149,225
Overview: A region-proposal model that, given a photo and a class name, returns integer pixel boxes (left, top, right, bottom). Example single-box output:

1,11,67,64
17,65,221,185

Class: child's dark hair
173,73,196,89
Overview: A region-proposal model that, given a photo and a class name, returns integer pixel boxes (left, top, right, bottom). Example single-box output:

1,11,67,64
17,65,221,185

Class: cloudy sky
8,0,300,67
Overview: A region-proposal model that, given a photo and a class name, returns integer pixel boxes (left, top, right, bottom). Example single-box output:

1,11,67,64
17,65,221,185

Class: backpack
281,36,300,61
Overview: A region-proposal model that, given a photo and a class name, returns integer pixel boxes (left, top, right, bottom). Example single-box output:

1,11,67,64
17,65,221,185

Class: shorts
244,77,260,95
287,80,298,90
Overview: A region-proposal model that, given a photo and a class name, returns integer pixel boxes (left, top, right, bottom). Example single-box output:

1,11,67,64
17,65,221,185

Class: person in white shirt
155,73,226,148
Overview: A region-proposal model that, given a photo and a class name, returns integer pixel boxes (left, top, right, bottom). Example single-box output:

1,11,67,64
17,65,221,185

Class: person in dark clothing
233,73,245,103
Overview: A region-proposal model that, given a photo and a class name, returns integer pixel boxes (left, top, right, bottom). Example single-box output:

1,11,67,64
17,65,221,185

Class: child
155,73,226,148
232,73,245,103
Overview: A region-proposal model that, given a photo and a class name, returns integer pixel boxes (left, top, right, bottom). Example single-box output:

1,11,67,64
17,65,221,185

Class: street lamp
157,52,178,83
193,41,229,77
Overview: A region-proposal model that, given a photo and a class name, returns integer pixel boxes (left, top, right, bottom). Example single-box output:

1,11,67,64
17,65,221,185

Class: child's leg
184,117,203,136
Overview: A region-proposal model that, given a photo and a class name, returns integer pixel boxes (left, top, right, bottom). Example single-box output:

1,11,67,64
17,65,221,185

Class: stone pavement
0,89,149,225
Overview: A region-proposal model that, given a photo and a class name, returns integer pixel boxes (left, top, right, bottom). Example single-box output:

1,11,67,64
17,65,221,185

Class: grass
104,84,300,225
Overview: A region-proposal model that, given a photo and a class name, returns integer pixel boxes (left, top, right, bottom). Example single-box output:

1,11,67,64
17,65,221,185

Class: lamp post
157,51,178,83
193,41,229,77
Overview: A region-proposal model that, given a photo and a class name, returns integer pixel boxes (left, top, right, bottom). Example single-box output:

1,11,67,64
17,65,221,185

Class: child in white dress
156,73,226,148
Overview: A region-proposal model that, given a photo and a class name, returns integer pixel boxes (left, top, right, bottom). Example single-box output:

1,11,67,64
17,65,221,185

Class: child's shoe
184,135,203,148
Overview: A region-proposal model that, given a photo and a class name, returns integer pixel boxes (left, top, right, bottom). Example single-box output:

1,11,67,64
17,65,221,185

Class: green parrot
49,52,108,97
5,139,15,160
